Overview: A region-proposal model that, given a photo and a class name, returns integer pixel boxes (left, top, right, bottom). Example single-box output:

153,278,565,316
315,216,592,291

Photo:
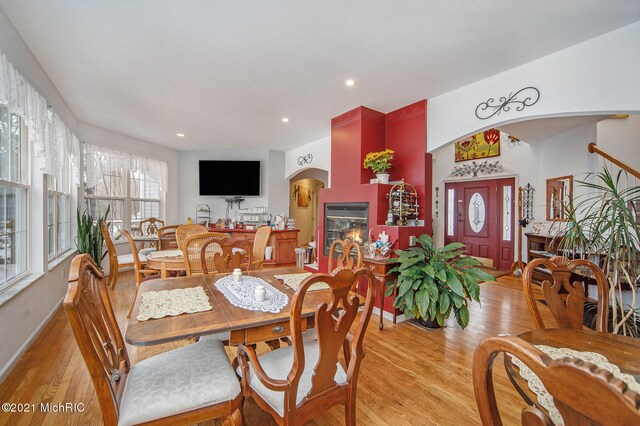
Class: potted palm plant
557,167,639,336
76,205,110,268
387,234,495,329
363,149,394,184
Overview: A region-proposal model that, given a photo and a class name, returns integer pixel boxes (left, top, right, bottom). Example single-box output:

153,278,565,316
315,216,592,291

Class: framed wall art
455,128,501,162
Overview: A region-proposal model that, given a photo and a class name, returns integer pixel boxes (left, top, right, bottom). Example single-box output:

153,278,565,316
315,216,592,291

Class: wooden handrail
588,142,640,180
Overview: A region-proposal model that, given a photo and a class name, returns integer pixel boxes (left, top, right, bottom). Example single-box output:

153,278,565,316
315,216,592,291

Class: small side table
362,258,398,330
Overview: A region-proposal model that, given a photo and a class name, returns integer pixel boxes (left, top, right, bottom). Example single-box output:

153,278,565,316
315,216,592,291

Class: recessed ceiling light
281,117,289,123
176,133,185,137
345,79,356,87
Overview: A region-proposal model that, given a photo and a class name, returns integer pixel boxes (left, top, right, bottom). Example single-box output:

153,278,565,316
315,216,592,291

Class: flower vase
376,173,390,184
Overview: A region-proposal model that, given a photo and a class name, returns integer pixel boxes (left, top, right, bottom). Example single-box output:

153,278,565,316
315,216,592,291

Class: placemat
510,344,640,425
274,272,329,292
136,286,212,321
215,275,288,313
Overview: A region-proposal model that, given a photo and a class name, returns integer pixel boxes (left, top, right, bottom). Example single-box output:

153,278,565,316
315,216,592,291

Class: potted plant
76,205,110,268
363,149,394,184
557,167,639,336
387,234,495,329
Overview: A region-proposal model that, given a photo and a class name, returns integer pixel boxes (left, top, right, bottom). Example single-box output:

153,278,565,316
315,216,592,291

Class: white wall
597,115,640,172
284,136,331,183
431,124,597,262
427,21,640,152
178,148,289,223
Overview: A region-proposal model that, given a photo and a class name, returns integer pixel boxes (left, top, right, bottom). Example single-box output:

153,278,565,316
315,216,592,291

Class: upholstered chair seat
118,339,241,426
237,341,346,416
117,253,147,265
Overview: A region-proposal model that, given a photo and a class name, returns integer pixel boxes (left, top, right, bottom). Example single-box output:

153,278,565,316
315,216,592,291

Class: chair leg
345,399,356,426
127,283,139,319
222,408,243,426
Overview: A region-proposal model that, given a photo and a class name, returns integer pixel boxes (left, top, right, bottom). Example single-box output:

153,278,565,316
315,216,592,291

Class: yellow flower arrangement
363,149,394,174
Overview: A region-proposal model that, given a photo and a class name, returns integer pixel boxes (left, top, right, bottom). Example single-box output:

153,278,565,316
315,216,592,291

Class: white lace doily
136,286,212,321
274,272,329,292
215,275,289,313
510,344,640,425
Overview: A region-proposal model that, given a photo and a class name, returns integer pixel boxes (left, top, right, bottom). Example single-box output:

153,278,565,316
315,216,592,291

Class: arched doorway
289,168,328,249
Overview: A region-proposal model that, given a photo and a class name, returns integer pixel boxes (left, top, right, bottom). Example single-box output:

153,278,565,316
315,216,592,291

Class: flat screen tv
199,160,261,196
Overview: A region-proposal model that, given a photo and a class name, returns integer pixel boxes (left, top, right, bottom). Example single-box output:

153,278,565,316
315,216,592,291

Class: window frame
83,162,165,236
0,112,30,292
47,173,72,262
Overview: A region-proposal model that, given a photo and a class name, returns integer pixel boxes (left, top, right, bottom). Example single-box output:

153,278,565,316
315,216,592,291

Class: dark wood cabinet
210,228,300,266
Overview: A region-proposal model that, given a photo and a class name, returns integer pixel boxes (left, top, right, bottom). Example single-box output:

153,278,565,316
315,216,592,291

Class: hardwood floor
0,271,554,425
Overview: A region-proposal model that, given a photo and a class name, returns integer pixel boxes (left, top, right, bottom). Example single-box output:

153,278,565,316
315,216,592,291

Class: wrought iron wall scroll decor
475,86,540,120
297,153,313,166
450,160,504,178
521,183,534,225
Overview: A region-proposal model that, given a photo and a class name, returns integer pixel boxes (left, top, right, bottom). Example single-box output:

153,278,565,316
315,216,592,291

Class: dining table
145,249,186,278
125,267,341,347
504,328,640,408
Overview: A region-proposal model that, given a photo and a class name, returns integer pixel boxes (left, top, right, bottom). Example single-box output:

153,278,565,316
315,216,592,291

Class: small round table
504,328,640,406
145,250,186,278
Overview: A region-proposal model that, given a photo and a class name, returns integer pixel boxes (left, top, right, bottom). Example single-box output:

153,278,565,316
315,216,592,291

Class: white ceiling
1,1,639,151
498,115,612,144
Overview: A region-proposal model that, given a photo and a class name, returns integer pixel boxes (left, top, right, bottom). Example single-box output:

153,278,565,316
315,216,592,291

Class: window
0,108,29,290
83,146,166,236
47,173,71,261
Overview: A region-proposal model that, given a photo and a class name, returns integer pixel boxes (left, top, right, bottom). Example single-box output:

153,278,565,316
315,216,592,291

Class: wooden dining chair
176,224,209,250
522,256,609,332
64,254,243,426
237,268,379,426
202,237,253,274
328,239,363,273
138,217,164,253
101,222,147,290
251,225,272,270
157,225,180,250
182,232,228,276
121,230,161,319
473,334,640,425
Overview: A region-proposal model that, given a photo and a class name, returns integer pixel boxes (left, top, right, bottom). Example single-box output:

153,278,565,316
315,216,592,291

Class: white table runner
147,249,183,259
215,275,288,313
136,286,212,321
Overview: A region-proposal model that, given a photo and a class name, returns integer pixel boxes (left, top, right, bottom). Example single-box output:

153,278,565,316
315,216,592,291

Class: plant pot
376,173,390,184
418,317,442,329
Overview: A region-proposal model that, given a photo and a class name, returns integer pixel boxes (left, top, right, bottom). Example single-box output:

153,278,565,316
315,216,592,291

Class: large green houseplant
76,205,110,268
557,167,639,336
387,234,495,329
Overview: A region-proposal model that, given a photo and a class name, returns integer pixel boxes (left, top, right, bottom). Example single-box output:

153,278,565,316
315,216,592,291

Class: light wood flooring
0,270,554,425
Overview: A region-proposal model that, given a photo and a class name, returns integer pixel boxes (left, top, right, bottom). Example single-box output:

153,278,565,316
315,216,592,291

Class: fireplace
324,202,369,256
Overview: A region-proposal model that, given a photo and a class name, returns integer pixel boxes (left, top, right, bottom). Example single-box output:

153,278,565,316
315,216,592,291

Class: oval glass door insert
468,192,486,233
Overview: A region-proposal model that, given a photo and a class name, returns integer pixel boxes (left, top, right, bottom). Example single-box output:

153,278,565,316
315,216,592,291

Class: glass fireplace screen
324,202,369,256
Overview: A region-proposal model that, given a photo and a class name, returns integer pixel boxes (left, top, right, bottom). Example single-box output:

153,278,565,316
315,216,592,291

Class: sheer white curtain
84,144,168,192
0,49,78,179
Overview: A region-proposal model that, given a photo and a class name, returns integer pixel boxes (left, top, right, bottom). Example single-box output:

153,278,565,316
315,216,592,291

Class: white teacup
255,285,266,302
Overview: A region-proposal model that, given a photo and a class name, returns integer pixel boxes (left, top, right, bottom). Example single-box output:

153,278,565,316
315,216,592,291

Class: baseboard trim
372,307,406,324
0,297,64,383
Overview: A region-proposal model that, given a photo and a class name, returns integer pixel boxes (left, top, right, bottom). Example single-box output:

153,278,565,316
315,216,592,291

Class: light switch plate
409,236,417,246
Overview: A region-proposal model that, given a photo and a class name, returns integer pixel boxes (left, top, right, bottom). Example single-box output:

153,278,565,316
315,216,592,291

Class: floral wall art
455,128,501,162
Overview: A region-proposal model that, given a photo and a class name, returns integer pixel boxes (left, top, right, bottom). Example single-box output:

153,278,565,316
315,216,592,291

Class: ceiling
498,115,612,144
2,1,639,152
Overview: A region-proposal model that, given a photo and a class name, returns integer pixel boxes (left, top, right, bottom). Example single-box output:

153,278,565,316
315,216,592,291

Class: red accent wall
318,100,433,316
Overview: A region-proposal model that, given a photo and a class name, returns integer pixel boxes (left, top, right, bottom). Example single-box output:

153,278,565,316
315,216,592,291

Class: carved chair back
473,335,640,425
157,225,179,250
522,256,609,332
251,226,272,269
182,232,228,276
64,254,130,425
138,217,164,236
328,239,363,274
287,268,377,420
175,224,208,250
202,237,253,274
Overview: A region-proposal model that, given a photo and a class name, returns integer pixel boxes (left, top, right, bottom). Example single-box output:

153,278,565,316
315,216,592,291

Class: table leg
160,266,168,279
392,278,398,324
379,277,384,330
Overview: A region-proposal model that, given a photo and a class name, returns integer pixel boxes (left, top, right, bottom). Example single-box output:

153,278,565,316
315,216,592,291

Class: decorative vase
376,173,390,184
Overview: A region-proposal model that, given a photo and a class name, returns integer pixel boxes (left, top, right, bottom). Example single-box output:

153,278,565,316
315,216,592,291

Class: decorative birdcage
386,179,419,226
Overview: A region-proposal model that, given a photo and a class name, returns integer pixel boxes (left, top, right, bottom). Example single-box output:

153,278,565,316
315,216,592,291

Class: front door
444,178,515,271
